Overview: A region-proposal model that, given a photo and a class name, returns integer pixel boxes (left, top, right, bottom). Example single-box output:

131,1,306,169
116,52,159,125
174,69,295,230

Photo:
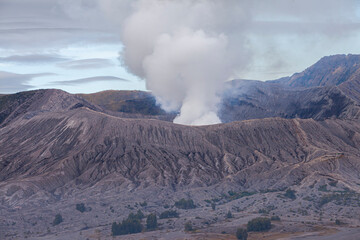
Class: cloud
0,54,69,64
0,27,119,49
0,71,54,93
0,0,119,50
57,58,114,69
50,76,129,86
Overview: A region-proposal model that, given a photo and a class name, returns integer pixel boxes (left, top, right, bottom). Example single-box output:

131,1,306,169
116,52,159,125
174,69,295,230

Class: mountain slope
220,79,360,122
1,63,360,238
276,54,360,88
1,94,360,207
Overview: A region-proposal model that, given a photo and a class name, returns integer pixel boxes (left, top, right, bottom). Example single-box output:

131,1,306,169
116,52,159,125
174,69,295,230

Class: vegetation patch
247,217,271,232
146,213,157,230
318,190,360,207
76,203,86,213
52,214,63,226
284,189,296,200
175,198,196,209
128,210,145,220
226,191,256,201
236,228,248,240
159,210,179,219
318,184,329,192
111,216,143,236
258,205,276,214
270,215,281,221
226,210,233,219
184,221,193,231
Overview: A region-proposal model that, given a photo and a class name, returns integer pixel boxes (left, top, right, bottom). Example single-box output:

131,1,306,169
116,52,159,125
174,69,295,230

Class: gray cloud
0,27,118,49
0,71,54,93
0,0,119,50
0,54,69,64
51,76,129,86
57,58,114,69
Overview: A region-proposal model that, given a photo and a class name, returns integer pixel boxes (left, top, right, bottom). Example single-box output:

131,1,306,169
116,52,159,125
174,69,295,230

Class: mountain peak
280,54,360,88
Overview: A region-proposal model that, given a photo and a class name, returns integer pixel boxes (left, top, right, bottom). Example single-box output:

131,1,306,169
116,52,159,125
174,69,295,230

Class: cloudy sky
1,0,360,94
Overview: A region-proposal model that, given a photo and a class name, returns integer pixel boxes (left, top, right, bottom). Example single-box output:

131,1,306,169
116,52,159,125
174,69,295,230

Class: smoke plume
119,0,250,125
99,0,360,125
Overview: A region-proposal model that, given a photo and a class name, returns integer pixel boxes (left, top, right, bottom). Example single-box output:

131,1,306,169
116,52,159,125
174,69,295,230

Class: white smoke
97,0,360,125
119,0,250,125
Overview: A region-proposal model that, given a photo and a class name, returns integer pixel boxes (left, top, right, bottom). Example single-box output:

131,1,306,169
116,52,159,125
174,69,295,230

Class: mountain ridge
2,55,360,239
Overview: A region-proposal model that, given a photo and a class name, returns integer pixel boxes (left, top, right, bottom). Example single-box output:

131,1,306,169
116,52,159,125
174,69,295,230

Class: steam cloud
98,0,360,125
119,0,250,125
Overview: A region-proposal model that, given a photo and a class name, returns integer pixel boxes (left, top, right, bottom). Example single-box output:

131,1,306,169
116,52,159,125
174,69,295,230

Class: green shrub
146,213,157,230
159,210,179,219
52,214,63,226
335,219,342,225
76,203,86,213
184,221,193,231
211,203,216,210
247,217,271,232
236,228,248,240
175,198,196,209
140,201,147,207
284,189,296,200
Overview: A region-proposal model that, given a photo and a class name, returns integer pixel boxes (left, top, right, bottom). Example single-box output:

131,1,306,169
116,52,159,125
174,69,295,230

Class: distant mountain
275,54,360,88
220,54,360,122
220,79,360,122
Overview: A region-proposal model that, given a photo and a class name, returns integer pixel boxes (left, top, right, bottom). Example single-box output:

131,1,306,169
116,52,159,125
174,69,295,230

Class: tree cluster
111,211,158,236
247,217,271,232
146,213,157,230
111,218,143,236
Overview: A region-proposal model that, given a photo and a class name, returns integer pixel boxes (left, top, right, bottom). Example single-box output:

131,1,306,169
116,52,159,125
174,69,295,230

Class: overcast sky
0,0,360,94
